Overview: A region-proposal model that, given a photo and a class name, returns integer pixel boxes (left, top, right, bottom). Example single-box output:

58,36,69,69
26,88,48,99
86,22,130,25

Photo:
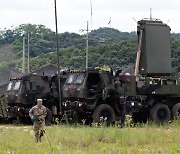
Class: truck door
24,76,50,105
86,72,102,97
25,80,39,105
100,72,115,100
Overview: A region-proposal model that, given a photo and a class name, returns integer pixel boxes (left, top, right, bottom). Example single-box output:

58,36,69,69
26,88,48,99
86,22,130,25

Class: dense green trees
0,24,179,76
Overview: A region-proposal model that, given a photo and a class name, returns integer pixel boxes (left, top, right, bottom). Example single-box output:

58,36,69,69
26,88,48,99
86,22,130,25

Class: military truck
115,19,180,123
129,19,180,123
62,69,134,125
5,72,68,123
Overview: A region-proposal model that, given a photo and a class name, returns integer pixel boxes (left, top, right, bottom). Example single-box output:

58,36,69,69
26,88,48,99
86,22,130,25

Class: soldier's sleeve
43,107,47,118
29,107,34,118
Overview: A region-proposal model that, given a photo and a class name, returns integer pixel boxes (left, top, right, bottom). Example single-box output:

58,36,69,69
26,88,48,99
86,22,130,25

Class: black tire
150,104,171,123
45,107,53,125
172,103,180,120
92,104,115,126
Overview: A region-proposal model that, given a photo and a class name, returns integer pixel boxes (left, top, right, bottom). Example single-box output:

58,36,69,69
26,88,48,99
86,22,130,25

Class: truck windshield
7,80,21,91
66,74,85,84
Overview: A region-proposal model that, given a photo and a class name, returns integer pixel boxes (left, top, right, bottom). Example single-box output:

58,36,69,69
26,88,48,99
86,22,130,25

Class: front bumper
6,106,27,118
62,100,87,112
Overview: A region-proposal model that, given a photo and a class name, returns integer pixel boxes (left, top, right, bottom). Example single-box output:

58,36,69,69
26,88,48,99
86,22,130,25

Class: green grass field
0,121,179,154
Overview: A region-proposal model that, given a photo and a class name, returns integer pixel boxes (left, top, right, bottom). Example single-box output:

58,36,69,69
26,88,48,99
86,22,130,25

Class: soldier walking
29,99,47,142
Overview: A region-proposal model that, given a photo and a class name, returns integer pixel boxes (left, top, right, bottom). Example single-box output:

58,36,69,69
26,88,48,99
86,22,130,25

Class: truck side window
25,81,37,91
87,73,100,90
30,82,37,90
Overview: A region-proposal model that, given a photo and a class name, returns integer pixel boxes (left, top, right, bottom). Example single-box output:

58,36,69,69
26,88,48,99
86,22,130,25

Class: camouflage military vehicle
120,19,180,123
62,69,132,125
5,72,68,124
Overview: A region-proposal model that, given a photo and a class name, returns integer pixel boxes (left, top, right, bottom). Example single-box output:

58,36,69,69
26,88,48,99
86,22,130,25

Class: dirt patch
0,124,32,129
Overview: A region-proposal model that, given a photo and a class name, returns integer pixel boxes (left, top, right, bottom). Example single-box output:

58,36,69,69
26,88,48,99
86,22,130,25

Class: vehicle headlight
78,102,83,107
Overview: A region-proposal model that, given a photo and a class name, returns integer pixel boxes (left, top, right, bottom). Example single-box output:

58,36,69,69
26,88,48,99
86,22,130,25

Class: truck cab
5,74,51,120
63,69,114,109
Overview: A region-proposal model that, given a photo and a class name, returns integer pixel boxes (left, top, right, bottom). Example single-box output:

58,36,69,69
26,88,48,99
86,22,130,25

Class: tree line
0,24,179,76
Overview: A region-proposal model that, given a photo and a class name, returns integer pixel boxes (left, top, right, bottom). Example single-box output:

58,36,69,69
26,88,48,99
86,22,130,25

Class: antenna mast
108,17,111,28
54,0,62,114
90,0,93,30
86,21,89,69
150,8,152,20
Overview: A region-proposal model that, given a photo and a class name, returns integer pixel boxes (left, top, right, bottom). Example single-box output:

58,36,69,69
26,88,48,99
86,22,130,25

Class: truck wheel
92,104,115,126
171,103,180,119
45,107,53,125
150,104,171,123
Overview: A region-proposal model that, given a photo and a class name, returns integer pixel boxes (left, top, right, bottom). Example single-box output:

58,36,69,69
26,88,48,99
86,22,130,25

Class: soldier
29,99,47,142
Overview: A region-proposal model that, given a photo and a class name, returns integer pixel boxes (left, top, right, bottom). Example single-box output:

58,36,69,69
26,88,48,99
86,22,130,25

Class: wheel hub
158,109,167,119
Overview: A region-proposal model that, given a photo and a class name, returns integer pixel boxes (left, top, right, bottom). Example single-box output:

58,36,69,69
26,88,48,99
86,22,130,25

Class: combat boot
35,133,39,142
35,137,39,142
39,136,41,142
39,130,45,142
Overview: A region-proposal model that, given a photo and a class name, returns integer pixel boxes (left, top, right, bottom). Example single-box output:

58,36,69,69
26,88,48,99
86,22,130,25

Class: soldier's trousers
33,121,45,142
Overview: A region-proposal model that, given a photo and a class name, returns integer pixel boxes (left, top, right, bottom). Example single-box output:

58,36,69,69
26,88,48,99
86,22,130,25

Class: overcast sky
0,0,180,33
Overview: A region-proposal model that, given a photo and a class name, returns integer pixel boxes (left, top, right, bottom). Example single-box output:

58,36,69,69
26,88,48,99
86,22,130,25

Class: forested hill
0,24,179,76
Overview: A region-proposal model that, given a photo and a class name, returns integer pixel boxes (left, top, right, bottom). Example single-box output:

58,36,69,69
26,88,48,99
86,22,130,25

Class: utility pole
54,0,62,114
80,21,90,69
86,21,89,69
22,36,25,73
27,32,30,73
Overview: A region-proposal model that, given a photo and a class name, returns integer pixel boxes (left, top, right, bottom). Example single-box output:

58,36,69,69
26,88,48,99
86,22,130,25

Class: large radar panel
137,19,171,76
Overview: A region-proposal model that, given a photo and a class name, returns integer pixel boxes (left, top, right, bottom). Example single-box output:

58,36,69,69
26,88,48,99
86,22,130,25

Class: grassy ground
0,121,179,154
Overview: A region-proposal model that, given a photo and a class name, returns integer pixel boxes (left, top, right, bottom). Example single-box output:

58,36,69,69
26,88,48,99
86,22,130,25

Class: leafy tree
0,25,179,76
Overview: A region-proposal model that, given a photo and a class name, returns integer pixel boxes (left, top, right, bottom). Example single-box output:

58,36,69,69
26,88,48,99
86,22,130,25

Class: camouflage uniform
29,105,47,142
